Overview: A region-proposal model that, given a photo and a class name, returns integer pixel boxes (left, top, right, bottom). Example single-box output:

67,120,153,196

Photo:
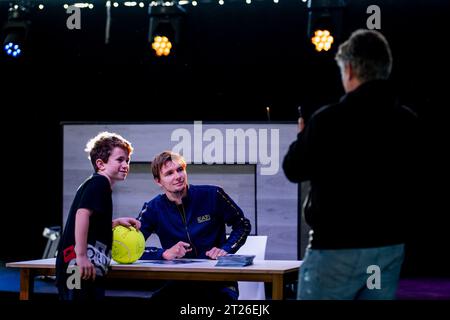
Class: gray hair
335,29,392,82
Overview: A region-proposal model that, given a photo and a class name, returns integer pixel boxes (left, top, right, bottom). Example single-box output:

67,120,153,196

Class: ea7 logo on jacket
197,214,211,223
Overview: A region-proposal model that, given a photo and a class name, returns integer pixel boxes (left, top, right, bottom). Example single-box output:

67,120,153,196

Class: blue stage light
1,2,30,59
3,42,22,57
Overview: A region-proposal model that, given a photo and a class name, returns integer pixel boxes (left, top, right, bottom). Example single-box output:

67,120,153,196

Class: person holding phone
283,30,419,300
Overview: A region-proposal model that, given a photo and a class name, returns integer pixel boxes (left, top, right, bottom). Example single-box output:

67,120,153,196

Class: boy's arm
74,208,96,280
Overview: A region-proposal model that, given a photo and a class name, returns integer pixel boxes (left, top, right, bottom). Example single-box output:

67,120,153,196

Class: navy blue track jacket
138,185,251,260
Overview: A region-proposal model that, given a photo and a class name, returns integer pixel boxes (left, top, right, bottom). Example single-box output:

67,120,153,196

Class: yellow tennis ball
112,225,145,264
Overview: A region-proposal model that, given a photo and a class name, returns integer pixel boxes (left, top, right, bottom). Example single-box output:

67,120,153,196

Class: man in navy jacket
119,151,251,301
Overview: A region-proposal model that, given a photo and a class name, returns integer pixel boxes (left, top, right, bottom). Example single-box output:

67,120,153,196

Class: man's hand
205,247,228,260
298,117,305,133
163,241,192,260
112,217,141,230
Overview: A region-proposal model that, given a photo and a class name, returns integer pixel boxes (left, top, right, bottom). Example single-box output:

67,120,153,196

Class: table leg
19,268,33,300
272,275,284,300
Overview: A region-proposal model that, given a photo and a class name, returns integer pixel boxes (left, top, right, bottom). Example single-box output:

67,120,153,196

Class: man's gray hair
335,29,392,82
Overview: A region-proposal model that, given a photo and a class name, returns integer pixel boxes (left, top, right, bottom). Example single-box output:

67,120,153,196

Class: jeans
298,243,404,300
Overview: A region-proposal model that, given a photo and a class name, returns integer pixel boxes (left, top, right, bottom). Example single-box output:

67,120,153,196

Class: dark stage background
1,0,448,277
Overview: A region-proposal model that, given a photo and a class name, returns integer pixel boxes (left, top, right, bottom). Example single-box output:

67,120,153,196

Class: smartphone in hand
297,106,305,132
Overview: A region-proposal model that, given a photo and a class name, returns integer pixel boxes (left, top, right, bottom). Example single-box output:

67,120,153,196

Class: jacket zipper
177,204,198,257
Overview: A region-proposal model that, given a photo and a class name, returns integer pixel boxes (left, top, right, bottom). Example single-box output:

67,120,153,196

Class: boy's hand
205,247,228,260
112,217,141,230
76,255,96,281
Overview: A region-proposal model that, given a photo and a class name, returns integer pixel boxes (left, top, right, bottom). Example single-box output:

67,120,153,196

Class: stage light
4,41,22,57
148,3,186,57
307,0,346,53
151,35,172,56
42,226,61,259
1,2,30,59
311,29,334,52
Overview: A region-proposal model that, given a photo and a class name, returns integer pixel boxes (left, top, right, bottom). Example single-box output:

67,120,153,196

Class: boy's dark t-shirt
55,173,113,288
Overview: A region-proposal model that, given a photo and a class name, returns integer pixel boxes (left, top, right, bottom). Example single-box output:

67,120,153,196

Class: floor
396,278,450,300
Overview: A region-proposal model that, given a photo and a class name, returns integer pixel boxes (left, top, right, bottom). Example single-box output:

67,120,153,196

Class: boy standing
56,131,139,300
